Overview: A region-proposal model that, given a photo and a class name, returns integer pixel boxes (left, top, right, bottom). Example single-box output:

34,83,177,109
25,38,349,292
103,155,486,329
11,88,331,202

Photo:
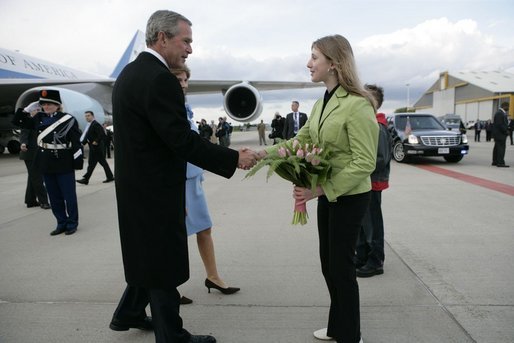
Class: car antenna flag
404,116,412,135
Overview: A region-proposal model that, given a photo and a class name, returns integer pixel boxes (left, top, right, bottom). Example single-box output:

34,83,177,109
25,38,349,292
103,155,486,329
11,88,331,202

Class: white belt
39,143,68,150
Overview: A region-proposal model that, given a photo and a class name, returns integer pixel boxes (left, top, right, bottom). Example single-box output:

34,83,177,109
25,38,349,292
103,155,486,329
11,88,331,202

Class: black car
387,113,469,163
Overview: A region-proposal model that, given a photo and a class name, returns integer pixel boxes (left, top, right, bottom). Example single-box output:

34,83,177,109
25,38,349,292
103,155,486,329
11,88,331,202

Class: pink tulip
296,149,305,158
278,147,287,158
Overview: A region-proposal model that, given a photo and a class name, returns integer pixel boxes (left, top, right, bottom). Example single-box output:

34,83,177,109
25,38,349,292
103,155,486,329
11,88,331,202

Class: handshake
237,148,266,170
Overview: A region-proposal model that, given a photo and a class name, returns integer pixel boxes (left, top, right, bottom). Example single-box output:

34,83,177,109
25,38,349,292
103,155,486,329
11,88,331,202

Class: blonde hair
312,35,376,110
170,64,191,79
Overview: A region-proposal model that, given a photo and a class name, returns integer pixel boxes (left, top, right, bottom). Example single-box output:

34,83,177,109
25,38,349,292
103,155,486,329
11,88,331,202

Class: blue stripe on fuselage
0,68,45,79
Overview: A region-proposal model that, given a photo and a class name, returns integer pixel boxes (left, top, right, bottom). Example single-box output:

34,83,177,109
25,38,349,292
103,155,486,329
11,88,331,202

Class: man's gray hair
145,10,192,46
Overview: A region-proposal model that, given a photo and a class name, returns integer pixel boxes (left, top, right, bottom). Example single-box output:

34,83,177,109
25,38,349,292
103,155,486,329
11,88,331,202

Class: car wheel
393,141,407,163
443,155,463,163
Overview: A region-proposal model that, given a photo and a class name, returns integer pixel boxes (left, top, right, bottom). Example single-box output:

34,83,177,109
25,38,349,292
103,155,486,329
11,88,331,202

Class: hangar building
413,70,514,124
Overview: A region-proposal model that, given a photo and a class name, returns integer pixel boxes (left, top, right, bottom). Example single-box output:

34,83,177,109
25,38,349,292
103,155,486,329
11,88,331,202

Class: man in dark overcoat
109,10,257,343
492,102,510,167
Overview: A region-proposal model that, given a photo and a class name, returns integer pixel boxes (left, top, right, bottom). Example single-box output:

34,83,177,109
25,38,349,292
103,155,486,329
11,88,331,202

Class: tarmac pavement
0,131,513,342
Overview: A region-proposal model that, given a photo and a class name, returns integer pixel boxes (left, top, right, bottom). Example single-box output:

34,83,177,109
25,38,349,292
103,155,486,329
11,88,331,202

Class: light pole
406,83,410,111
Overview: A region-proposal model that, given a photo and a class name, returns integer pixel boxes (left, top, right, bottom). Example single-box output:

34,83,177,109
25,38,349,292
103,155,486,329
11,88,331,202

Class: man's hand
238,148,258,170
23,101,40,115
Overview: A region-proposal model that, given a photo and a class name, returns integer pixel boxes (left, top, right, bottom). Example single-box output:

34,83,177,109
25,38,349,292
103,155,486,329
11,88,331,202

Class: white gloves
24,101,41,113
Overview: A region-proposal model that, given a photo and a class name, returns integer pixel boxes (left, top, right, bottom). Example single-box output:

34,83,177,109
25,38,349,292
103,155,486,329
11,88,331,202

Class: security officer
12,89,83,235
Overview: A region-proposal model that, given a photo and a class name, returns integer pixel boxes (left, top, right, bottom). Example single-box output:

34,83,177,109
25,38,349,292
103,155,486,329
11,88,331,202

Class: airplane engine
223,82,263,122
15,86,105,131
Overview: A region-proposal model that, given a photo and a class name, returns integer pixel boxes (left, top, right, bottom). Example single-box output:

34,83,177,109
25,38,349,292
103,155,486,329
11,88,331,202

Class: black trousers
23,159,49,205
317,192,370,343
356,190,385,268
83,143,114,180
112,285,191,343
492,136,507,165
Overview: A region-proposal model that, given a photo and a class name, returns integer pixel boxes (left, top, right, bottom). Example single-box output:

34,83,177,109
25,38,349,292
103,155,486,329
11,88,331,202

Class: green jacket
269,87,378,202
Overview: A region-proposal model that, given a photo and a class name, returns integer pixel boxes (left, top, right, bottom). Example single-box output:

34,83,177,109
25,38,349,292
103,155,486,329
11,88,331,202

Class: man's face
162,20,193,69
291,102,299,112
85,113,94,123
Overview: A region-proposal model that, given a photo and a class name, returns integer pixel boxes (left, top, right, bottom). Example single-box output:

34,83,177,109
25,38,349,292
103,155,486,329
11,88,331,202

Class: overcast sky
2,0,514,124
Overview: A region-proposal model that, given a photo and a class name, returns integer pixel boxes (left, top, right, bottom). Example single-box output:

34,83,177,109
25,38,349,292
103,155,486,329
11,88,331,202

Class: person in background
270,112,285,144
259,34,378,343
171,65,240,304
508,117,514,145
209,120,218,144
355,84,392,278
12,89,83,236
485,119,493,142
198,119,213,141
108,10,256,343
282,100,308,139
76,111,114,185
257,119,267,145
474,120,482,142
491,102,510,167
18,110,51,210
103,123,113,158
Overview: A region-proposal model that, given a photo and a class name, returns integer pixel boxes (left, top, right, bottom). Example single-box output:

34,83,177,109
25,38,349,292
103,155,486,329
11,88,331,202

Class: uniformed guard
12,89,83,236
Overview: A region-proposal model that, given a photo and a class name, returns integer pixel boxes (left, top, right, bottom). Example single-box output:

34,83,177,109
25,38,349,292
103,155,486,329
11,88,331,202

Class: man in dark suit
76,111,114,185
492,102,510,167
282,100,308,139
109,10,257,343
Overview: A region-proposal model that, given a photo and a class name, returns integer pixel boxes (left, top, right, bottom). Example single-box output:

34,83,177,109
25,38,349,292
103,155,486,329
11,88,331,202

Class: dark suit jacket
83,120,105,145
112,52,239,289
492,109,508,139
283,111,308,139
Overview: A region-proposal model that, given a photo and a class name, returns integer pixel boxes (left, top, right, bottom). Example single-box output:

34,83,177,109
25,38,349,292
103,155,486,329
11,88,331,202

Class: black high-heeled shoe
205,278,240,294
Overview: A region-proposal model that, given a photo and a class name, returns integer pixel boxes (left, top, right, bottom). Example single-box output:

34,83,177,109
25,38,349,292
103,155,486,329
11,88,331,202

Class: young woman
261,35,378,343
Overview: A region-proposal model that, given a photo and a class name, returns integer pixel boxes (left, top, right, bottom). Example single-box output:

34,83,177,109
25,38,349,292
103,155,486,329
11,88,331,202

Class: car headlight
407,134,419,144
461,134,468,143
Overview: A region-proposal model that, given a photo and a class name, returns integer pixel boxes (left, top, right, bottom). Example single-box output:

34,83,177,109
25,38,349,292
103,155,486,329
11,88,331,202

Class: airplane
0,30,321,154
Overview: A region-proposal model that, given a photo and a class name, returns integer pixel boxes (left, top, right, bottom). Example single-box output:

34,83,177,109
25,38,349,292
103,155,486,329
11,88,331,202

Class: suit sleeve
147,71,238,178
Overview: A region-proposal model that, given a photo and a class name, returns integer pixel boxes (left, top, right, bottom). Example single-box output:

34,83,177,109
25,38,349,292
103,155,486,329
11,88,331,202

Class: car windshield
395,115,445,131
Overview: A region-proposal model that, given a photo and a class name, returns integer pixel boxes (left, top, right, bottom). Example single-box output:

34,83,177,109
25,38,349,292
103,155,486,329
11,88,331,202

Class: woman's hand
293,185,324,205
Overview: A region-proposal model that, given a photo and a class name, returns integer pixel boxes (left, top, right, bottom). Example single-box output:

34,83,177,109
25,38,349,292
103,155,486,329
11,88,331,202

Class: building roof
453,70,514,93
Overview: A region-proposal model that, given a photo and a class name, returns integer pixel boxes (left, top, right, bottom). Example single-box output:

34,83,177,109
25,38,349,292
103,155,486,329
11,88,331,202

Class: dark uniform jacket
112,52,239,290
13,109,83,173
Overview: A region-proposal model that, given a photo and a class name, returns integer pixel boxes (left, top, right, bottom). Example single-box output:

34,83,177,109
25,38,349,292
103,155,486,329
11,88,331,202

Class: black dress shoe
65,228,77,235
356,265,384,278
180,295,193,304
189,335,216,343
497,164,510,168
102,177,115,183
109,316,153,331
205,278,240,294
26,202,40,208
50,228,66,236
76,178,89,185
40,203,51,210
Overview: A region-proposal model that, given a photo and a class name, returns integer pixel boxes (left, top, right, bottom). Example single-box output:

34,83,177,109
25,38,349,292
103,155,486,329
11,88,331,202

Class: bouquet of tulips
246,139,332,225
